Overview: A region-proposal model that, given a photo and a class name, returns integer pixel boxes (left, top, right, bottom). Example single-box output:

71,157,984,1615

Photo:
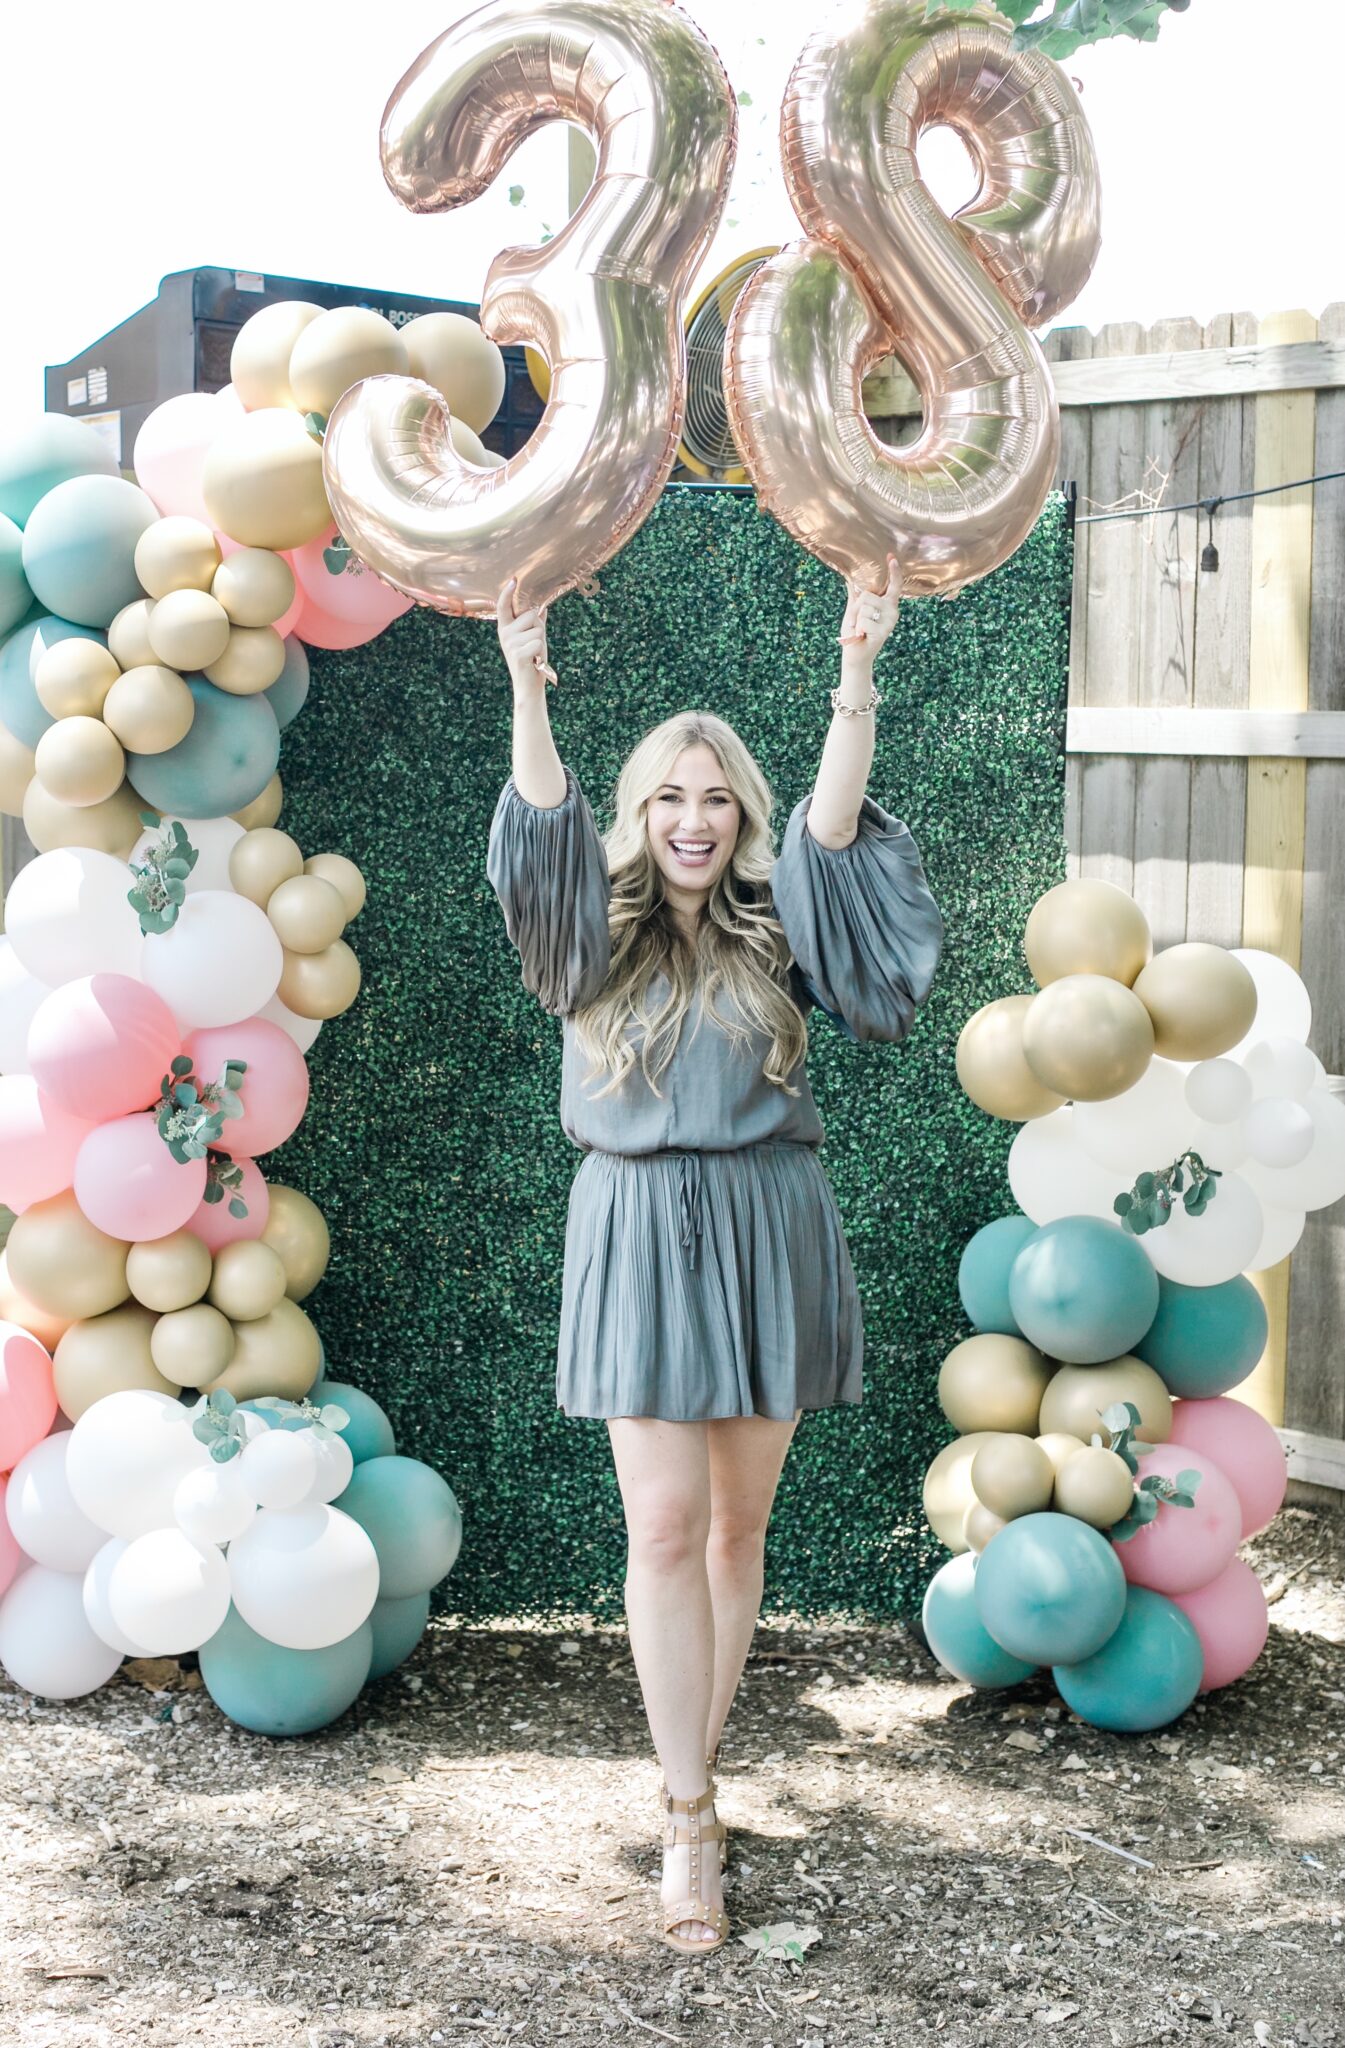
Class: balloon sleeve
772,792,944,1044
486,767,612,1018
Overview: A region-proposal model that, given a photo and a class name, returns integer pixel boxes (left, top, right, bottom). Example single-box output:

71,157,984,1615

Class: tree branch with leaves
929,0,1190,59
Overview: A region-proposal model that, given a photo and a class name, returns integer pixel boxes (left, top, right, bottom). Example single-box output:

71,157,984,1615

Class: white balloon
66,1389,210,1540
1073,1058,1194,1173
4,1432,106,1572
108,1527,232,1655
173,1459,257,1547
307,1430,354,1506
4,848,144,987
1185,1057,1252,1125
255,988,322,1053
0,938,50,1074
0,1565,124,1697
1138,1170,1265,1286
1247,1202,1307,1272
1240,1088,1345,1214
1225,949,1312,1056
239,1428,318,1510
139,890,282,1028
1241,1035,1323,1103
1189,1116,1247,1171
228,1503,379,1649
1241,1095,1314,1169
1007,1108,1125,1227
83,1537,155,1655
128,815,245,895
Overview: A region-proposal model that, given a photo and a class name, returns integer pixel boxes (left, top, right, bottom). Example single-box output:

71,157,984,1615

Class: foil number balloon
322,0,736,619
725,0,1102,598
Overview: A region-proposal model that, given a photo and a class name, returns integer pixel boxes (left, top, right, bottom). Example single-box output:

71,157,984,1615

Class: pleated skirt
556,1140,863,1421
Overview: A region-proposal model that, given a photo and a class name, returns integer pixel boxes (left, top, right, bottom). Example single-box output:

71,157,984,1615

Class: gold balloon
230,300,324,411
133,515,221,598
34,639,120,719
229,826,304,907
923,1432,998,1553
0,721,35,817
23,775,142,856
260,1184,330,1301
6,1191,130,1319
1021,976,1155,1102
278,937,361,1019
937,1333,1052,1436
289,307,410,419
203,624,286,695
970,1433,1055,1520
1025,879,1152,989
956,995,1065,1122
147,588,232,671
304,852,366,922
207,1239,288,1322
0,1249,74,1351
1038,1356,1173,1449
403,312,506,434
150,1301,235,1388
102,665,196,754
1053,1444,1136,1529
126,1229,213,1313
1035,1431,1086,1482
230,773,283,830
203,408,332,552
54,1303,174,1419
108,598,158,670
34,715,126,806
1132,944,1258,1061
206,1296,321,1401
268,874,347,953
212,548,296,628
962,1500,1007,1555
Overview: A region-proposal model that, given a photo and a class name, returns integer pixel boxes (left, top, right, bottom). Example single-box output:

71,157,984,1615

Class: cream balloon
1133,944,1258,1062
149,1302,235,1388
277,938,361,1020
1035,1431,1085,1482
956,994,1064,1122
303,852,366,922
125,1230,213,1313
969,1433,1054,1520
34,717,125,806
962,1500,1006,1555
207,1240,287,1322
33,639,120,720
0,720,35,816
923,1432,998,1553
147,588,232,671
203,408,332,552
403,312,506,434
53,1303,175,1420
1021,976,1155,1102
937,1333,1052,1436
230,300,324,411
289,308,410,418
1038,1357,1173,1448
260,1185,330,1301
102,665,196,754
23,776,143,857
5,1192,129,1320
107,598,158,670
133,516,221,598
267,874,347,953
212,548,295,628
203,625,286,696
229,826,304,907
1024,880,1151,989
1052,1444,1135,1529
206,1296,321,1402
230,775,284,830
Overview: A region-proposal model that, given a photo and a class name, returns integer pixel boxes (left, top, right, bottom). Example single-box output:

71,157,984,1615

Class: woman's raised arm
496,578,567,809
805,556,902,850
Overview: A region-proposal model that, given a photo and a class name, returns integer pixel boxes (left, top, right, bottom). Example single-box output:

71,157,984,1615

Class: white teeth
672,842,712,853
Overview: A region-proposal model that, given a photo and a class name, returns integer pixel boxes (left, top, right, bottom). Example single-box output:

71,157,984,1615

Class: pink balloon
182,1019,309,1157
0,1076,95,1211
1172,1556,1270,1692
28,974,181,1122
0,1475,24,1596
186,1156,269,1252
1120,1442,1243,1597
73,1114,206,1241
291,525,414,629
0,1321,57,1470
1170,1397,1288,1540
132,392,227,523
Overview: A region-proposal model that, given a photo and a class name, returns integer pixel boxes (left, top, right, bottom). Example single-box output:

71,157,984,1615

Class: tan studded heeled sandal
660,1753,728,1872
658,1783,729,1957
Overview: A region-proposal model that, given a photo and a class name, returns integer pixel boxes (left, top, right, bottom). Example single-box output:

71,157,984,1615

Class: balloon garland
0,304,499,1726
925,880,1345,1732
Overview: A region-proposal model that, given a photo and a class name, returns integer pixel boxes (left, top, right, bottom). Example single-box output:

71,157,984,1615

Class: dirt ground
1,1502,1342,2048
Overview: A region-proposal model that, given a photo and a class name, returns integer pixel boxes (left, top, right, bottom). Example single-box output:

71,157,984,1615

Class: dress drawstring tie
677,1152,704,1272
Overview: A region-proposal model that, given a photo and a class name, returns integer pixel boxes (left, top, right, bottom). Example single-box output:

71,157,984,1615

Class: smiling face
645,742,742,910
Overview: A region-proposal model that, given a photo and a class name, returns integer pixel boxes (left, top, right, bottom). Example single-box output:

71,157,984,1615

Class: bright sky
0,0,1339,410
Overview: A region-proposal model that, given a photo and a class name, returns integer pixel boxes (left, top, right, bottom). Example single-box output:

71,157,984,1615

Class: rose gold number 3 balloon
725,0,1102,599
322,0,736,618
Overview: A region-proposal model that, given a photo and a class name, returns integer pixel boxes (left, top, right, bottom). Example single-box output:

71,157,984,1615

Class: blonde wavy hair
571,712,810,1100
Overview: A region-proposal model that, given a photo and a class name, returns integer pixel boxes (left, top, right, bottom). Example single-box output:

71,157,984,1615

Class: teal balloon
0,513,31,636
336,1454,462,1600
368,1591,431,1681
199,1605,372,1736
0,414,119,527
922,1553,1037,1689
20,474,158,627
1133,1274,1268,1398
1053,1586,1203,1732
310,1379,395,1464
974,1511,1126,1667
0,614,107,748
265,635,310,730
127,677,279,817
958,1215,1036,1335
1008,1215,1159,1364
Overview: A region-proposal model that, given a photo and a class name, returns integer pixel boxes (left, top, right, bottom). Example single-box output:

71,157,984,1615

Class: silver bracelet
830,680,883,718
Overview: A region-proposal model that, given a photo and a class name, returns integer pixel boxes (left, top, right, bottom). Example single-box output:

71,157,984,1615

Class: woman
486,561,943,1956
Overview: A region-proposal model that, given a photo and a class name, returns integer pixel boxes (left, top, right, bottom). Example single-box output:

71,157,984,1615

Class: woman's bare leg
607,1417,723,1943
703,1412,800,1760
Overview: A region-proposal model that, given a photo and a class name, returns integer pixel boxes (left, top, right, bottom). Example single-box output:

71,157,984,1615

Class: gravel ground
2,1500,1342,2048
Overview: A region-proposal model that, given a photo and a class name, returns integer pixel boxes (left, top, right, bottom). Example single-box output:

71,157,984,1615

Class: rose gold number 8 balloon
725,0,1102,599
322,0,736,620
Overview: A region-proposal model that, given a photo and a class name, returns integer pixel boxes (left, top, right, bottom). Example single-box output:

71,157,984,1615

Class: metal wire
1074,467,1345,525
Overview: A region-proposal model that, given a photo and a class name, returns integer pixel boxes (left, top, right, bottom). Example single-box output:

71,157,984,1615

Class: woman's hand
838,555,902,660
496,578,556,693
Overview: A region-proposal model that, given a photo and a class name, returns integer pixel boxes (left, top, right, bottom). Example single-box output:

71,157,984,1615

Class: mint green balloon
265,635,310,730
957,1215,1036,1335
336,1455,462,1600
1053,1587,1203,1732
0,514,31,636
199,1605,372,1736
0,614,107,748
0,414,119,527
368,1591,431,1681
974,1511,1127,1666
1009,1215,1159,1364
1133,1274,1268,1398
310,1380,395,1464
922,1553,1037,1689
126,677,278,816
21,474,157,627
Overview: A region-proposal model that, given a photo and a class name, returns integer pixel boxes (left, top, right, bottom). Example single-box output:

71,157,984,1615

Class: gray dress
486,766,943,1422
